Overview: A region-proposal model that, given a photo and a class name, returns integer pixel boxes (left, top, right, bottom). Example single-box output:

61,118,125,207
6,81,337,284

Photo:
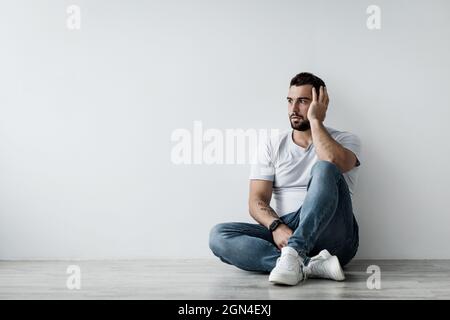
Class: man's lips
291,116,302,120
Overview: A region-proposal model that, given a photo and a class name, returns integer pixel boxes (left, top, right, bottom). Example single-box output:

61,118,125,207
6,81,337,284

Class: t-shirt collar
289,129,313,153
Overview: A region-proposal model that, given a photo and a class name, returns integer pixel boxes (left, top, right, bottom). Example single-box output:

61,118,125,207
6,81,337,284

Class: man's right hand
272,224,293,250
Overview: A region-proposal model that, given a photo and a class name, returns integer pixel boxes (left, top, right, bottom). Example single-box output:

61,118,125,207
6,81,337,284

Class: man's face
287,84,313,131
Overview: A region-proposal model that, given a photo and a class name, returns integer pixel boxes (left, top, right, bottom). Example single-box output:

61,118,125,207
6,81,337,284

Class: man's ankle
284,246,307,264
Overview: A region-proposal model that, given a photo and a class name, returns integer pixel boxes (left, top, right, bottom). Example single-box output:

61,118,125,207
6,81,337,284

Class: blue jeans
209,160,359,273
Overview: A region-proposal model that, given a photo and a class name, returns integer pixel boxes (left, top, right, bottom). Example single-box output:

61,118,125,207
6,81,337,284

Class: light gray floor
1,259,450,299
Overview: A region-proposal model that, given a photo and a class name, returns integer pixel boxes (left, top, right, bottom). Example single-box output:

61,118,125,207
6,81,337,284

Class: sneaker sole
269,272,302,286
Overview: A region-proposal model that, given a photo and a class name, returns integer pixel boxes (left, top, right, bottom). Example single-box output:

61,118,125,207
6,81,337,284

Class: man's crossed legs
209,160,359,285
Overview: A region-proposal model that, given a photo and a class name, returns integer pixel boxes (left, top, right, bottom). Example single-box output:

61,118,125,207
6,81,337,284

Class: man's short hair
290,72,326,94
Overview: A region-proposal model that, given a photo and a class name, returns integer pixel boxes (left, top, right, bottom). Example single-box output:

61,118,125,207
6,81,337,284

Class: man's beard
290,118,311,131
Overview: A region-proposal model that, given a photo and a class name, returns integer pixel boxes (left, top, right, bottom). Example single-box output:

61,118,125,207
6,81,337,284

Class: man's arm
308,86,358,173
248,179,278,228
310,120,357,173
248,179,293,249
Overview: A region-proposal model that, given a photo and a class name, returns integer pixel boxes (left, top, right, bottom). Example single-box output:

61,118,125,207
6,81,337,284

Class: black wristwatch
268,219,284,232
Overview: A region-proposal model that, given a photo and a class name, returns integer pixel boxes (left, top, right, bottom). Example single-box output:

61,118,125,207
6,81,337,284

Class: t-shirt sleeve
335,132,362,167
249,135,275,181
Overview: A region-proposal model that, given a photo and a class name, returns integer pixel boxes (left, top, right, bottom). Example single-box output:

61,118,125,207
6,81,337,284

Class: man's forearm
310,119,347,164
249,199,280,228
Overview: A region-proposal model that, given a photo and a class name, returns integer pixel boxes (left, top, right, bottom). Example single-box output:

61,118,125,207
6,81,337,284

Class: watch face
270,219,280,231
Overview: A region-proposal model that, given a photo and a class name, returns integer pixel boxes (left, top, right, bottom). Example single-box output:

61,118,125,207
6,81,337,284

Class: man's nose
291,102,301,112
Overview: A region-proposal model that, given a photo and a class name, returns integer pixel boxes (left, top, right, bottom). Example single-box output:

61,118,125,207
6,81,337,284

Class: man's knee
311,160,341,179
208,223,228,256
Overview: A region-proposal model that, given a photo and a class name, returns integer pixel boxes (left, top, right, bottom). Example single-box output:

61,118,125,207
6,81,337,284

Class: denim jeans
209,160,359,273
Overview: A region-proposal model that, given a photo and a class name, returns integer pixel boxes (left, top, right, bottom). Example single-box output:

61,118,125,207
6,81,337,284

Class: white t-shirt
249,127,362,217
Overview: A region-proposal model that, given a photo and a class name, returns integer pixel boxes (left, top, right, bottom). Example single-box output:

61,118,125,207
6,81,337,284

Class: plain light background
1,0,449,259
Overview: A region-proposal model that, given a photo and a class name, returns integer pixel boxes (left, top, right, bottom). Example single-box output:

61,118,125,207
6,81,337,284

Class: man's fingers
277,241,283,250
319,86,325,103
324,86,329,106
311,86,317,101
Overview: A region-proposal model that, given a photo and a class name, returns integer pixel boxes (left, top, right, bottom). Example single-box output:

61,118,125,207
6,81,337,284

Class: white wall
1,0,449,259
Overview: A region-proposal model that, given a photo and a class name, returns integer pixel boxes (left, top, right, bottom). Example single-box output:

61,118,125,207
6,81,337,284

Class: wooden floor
1,259,449,299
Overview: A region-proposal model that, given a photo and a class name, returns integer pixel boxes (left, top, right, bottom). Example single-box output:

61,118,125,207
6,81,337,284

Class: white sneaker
269,246,305,285
304,249,345,281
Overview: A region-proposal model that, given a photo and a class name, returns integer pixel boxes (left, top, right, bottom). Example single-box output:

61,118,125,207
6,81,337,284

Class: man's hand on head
307,86,329,123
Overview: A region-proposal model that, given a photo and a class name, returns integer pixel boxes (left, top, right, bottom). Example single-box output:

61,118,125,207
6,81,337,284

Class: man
209,72,361,286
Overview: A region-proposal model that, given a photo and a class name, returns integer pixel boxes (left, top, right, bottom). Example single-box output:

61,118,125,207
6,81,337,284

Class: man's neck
292,129,313,149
